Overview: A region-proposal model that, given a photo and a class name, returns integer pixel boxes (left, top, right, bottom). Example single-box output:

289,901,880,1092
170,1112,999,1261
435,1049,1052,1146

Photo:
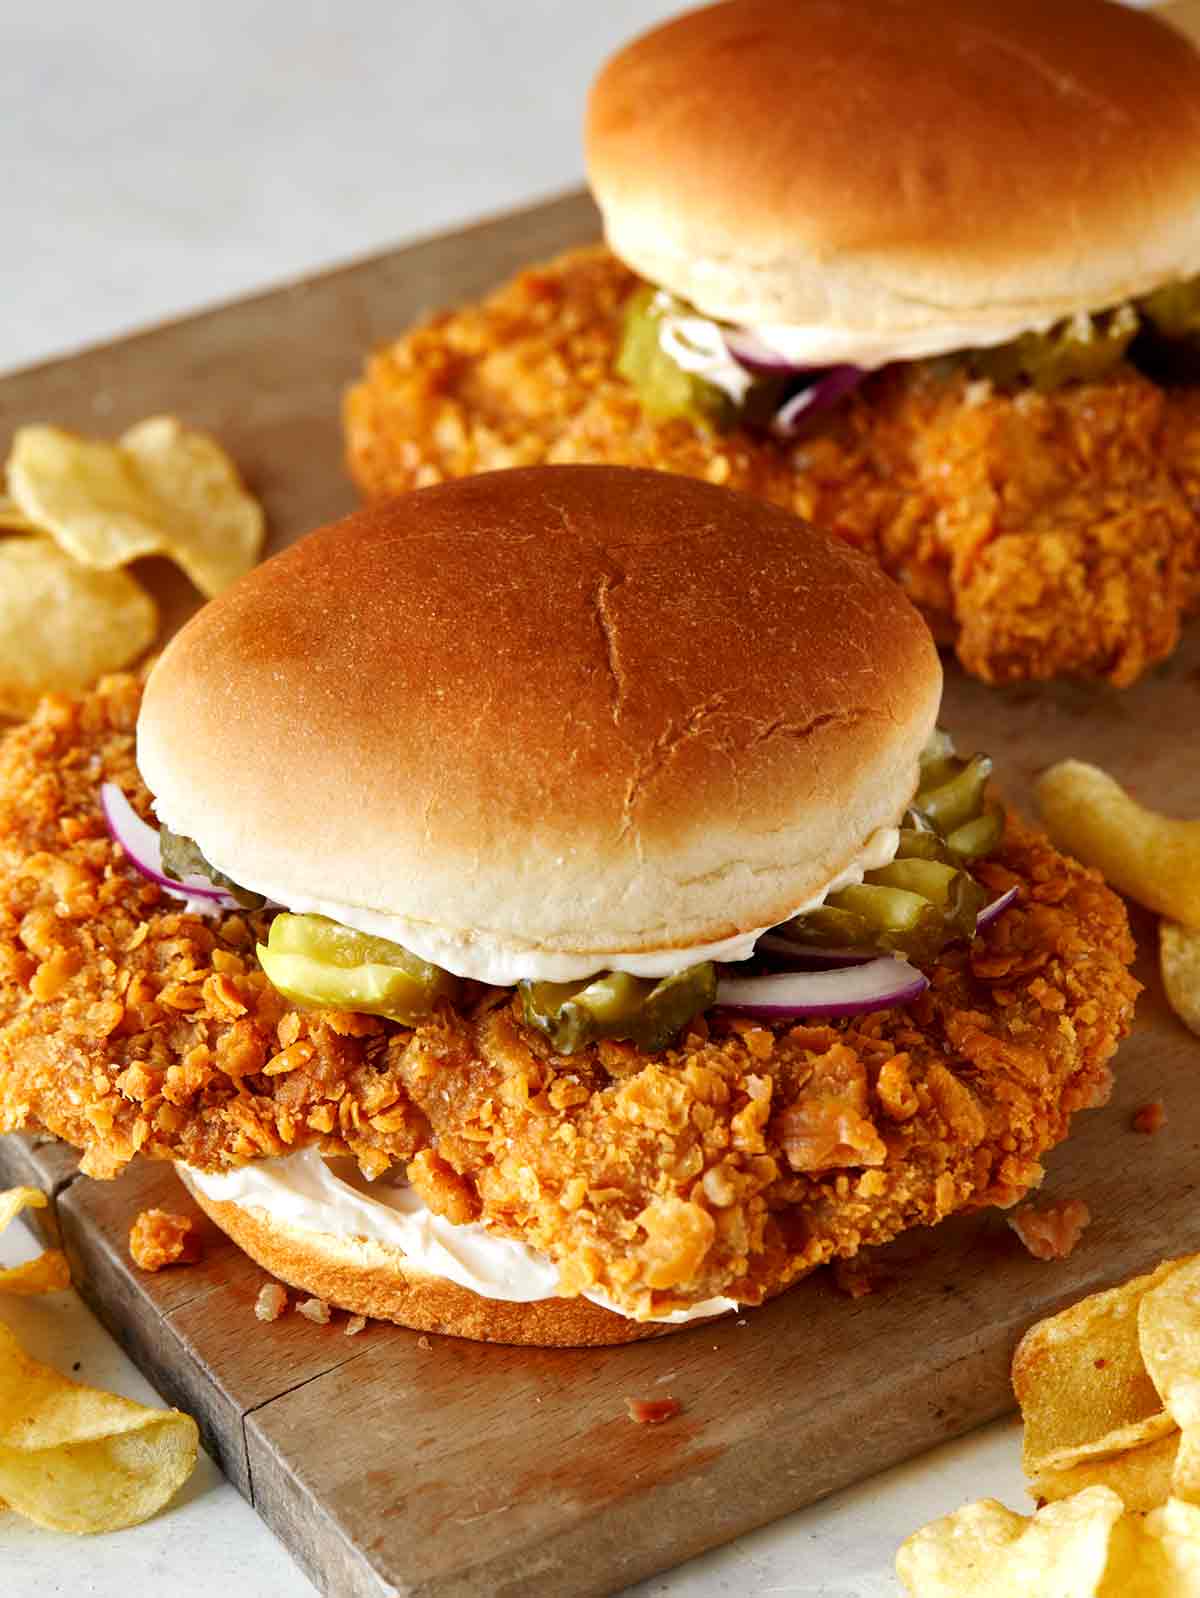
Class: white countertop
0,2,1160,1594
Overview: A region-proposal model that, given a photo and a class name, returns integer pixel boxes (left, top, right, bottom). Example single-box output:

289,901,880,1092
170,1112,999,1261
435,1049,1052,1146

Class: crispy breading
345,246,1200,686
0,677,1139,1316
128,1207,201,1272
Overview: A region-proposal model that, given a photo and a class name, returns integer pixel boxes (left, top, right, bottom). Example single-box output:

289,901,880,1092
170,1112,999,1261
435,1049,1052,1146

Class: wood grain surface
1,187,1199,1596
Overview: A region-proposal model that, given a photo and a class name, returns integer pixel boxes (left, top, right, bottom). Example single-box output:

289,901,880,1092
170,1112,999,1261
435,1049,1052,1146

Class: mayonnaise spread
658,298,1056,401
153,791,899,986
183,1148,737,1325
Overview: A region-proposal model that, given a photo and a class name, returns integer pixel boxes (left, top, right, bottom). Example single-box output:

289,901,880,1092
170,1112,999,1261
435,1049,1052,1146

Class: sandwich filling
344,247,1200,688
142,734,1003,1059
0,676,1140,1323
625,282,1185,435
182,1148,736,1323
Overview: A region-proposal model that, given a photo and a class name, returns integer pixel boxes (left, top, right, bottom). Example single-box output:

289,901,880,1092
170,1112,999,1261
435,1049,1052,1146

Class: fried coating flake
0,677,1139,1317
128,1208,201,1272
345,247,1200,686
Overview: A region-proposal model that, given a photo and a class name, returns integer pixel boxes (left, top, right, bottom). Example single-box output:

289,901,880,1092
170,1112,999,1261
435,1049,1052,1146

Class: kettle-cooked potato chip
0,1185,69,1297
0,1187,47,1231
0,1318,197,1534
1013,1260,1186,1477
0,1251,70,1296
1036,760,1200,929
0,495,36,532
0,536,157,717
1098,1497,1200,1594
1161,921,1200,1038
1141,1259,1200,1434
7,416,263,598
119,415,264,596
1030,1431,1181,1514
897,1486,1125,1597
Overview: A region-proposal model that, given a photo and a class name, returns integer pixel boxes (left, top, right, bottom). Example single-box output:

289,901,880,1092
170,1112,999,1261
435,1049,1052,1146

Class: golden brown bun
587,0,1200,333
187,1184,715,1346
138,466,940,978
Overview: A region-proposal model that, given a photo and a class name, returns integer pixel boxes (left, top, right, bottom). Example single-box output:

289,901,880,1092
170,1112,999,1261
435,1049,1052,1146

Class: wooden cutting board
2,188,1200,1598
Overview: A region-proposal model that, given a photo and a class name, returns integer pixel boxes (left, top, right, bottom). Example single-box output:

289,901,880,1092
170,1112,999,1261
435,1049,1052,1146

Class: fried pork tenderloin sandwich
0,467,1138,1346
346,0,1200,688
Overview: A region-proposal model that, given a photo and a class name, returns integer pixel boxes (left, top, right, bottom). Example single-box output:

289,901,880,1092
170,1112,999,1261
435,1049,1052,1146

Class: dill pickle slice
616,287,734,429
867,858,962,906
969,305,1138,391
894,827,956,865
776,905,877,949
257,913,459,1023
160,828,265,910
520,962,716,1056
829,883,936,934
912,754,993,835
945,803,1006,862
870,860,989,944
1140,275,1200,344
824,884,944,963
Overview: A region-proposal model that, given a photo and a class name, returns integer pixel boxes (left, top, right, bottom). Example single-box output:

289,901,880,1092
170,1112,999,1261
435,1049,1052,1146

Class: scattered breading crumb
128,1208,202,1272
254,1282,288,1322
417,1334,432,1351
1009,1198,1092,1261
344,1314,367,1337
1133,1101,1167,1135
297,1296,331,1325
625,1396,682,1425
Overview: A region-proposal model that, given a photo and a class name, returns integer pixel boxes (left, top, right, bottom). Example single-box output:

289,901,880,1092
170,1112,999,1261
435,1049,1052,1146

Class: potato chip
1141,1258,1200,1432
1100,1497,1200,1595
1171,1430,1200,1508
1038,1412,1180,1475
0,495,37,532
1162,921,1200,1038
1036,760,1200,927
0,1186,46,1231
0,1250,69,1296
1144,1498,1200,1585
897,1486,1125,1597
0,1186,70,1296
1013,1260,1188,1476
1031,1430,1181,1514
0,1317,197,1533
7,416,264,598
119,416,264,596
0,536,157,717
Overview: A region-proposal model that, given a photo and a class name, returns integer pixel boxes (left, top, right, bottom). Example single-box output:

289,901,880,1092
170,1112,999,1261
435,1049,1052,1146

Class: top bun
138,467,940,982
586,0,1200,336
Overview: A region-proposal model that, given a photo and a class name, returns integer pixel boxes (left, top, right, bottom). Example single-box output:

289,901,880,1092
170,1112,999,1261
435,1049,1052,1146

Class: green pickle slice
969,305,1137,391
160,828,265,910
257,913,459,1023
617,287,735,429
910,753,993,835
781,733,1002,961
520,962,716,1056
1140,275,1200,343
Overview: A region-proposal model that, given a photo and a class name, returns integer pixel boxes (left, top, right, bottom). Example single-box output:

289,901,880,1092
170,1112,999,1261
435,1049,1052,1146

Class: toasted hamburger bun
586,0,1200,338
183,1176,732,1346
137,466,940,986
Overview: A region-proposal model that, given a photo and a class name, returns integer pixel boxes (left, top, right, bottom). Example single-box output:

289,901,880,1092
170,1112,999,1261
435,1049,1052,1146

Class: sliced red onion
977,885,1019,930
722,328,806,375
771,365,865,437
715,956,928,1020
754,933,874,967
99,782,237,913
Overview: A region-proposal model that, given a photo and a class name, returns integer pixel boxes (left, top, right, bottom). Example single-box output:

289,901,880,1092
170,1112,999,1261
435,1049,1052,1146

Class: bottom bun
185,1181,731,1346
